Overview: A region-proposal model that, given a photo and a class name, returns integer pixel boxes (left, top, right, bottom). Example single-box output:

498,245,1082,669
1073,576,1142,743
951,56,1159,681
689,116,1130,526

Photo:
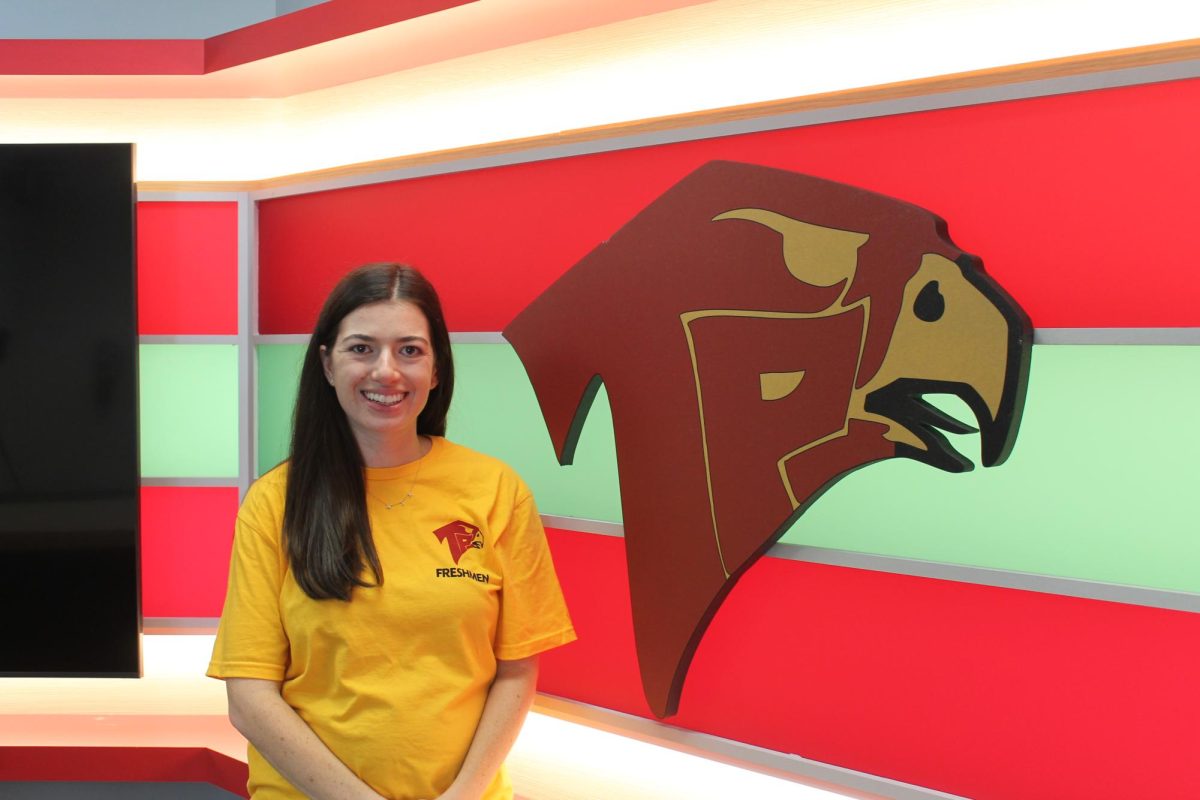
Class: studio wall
136,74,1200,799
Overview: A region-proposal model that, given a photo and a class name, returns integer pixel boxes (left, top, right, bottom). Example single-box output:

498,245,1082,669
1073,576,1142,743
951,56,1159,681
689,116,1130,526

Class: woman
208,263,576,800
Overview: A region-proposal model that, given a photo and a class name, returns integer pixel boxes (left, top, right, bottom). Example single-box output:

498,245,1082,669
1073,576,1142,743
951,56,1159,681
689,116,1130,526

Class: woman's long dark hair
283,263,455,601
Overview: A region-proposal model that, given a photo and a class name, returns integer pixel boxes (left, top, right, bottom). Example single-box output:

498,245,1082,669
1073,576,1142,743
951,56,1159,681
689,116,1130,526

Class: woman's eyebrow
340,333,430,343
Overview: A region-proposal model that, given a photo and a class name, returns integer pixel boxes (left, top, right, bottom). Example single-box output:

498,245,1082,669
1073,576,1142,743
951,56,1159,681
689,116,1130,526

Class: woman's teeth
364,391,403,406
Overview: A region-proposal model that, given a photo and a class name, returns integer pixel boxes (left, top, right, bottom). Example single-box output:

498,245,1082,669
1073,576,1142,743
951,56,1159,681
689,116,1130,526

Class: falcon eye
914,280,945,322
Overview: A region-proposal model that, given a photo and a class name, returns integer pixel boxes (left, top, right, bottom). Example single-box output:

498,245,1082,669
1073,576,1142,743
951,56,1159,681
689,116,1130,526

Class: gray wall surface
0,0,327,39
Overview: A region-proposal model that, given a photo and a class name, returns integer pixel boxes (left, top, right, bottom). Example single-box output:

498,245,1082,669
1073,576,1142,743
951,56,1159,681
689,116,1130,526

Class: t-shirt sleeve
493,490,577,661
207,480,290,681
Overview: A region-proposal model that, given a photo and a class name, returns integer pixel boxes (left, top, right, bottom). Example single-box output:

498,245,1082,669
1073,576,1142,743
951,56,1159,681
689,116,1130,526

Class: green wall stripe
139,344,239,478
448,344,621,521
254,342,1200,594
255,343,304,476
785,345,1200,594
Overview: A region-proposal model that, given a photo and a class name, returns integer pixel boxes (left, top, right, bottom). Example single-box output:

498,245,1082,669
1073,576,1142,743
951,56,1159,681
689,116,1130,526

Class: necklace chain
376,491,414,510
367,441,426,511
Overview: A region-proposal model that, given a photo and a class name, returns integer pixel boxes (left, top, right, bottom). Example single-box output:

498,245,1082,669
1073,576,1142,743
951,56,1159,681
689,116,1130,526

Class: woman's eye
400,345,421,357
348,344,370,354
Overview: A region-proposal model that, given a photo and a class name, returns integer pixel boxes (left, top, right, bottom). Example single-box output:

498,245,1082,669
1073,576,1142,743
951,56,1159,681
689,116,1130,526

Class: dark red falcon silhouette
504,161,1032,717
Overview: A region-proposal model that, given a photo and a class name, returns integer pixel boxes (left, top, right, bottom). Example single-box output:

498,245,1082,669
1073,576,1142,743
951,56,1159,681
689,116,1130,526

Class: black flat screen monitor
0,143,141,676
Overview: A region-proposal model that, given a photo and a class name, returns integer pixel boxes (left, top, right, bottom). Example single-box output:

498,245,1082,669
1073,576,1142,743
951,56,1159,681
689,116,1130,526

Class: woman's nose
372,351,401,381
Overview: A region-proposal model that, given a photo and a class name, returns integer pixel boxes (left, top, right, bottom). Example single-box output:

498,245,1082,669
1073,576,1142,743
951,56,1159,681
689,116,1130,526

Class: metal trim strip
140,477,239,487
533,695,971,800
1034,327,1200,345
251,333,511,344
138,335,239,345
250,330,1200,346
135,190,245,202
237,194,256,500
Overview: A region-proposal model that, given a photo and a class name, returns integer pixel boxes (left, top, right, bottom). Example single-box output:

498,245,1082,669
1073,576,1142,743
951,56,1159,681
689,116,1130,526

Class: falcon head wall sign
504,161,1033,718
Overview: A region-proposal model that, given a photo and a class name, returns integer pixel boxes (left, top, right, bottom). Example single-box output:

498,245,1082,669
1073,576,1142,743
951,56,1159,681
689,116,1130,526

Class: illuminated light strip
19,13,1200,181
531,694,971,800
240,57,1200,200
6,632,944,799
540,516,1200,613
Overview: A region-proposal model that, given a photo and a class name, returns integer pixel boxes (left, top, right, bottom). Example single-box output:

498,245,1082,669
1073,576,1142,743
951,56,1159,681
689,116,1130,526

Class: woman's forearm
226,677,386,800
439,656,540,800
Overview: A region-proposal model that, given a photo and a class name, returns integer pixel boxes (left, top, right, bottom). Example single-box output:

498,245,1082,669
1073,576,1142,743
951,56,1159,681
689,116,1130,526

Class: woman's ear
319,345,334,385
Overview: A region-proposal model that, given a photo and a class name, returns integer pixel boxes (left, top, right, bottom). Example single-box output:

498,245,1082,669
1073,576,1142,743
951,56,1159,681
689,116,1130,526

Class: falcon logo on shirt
433,521,484,564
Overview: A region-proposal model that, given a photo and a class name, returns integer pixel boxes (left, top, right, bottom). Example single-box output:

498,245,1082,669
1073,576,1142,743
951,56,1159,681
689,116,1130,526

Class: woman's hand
437,655,540,800
226,678,388,800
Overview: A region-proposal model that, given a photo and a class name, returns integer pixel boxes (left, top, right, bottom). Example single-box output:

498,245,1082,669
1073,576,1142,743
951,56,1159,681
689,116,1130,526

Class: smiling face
320,299,438,466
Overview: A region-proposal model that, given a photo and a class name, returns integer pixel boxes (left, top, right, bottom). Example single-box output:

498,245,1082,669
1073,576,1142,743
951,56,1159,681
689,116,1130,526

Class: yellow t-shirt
207,437,577,800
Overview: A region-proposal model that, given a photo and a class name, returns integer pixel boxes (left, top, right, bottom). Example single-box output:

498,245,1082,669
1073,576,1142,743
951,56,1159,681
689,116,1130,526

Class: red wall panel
137,201,239,335
539,529,1200,800
139,486,239,618
258,77,1200,333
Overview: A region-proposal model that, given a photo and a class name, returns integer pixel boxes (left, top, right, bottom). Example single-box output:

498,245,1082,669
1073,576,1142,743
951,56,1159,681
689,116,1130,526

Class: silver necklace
373,488,415,510
367,443,426,510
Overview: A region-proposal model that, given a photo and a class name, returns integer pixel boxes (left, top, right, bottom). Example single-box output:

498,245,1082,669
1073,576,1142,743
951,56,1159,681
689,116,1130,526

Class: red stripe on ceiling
0,39,201,75
203,0,476,73
140,486,239,618
257,76,1200,333
137,201,240,335
0,746,248,795
0,0,474,77
539,528,1200,800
